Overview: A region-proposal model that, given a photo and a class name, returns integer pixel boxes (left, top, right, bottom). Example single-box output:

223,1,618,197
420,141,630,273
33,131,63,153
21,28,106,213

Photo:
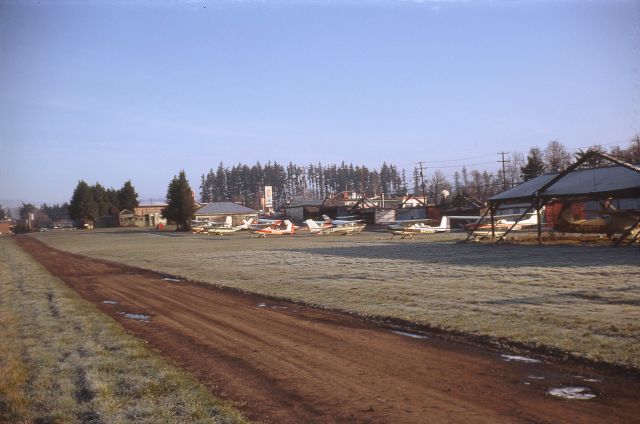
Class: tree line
197,137,640,208
67,180,139,227
199,161,406,209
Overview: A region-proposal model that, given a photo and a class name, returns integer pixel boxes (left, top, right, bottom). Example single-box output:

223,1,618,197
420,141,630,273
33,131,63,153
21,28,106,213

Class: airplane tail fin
239,218,254,229
284,220,294,233
305,219,320,230
225,216,232,226
322,214,331,221
439,216,450,230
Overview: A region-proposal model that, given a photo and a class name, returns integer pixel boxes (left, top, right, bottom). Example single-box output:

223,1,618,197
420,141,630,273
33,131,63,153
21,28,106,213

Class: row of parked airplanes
189,212,543,239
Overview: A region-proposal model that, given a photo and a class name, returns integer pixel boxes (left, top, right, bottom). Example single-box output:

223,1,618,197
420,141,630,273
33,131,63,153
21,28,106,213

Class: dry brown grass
0,237,249,424
33,228,640,369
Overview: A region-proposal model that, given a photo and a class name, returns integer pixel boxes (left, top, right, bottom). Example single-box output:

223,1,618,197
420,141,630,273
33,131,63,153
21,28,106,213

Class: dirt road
18,236,640,423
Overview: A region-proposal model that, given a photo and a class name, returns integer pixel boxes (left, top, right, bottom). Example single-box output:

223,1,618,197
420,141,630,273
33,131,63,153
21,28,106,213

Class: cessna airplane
387,216,450,239
250,220,295,238
207,218,254,236
305,219,366,235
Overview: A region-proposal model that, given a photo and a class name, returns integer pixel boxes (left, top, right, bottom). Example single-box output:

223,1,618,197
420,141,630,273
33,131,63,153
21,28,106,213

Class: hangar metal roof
286,197,325,208
489,165,640,203
195,202,257,215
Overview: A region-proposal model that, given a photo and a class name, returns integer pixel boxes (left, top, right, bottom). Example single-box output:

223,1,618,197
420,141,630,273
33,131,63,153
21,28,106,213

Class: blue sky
1,0,639,204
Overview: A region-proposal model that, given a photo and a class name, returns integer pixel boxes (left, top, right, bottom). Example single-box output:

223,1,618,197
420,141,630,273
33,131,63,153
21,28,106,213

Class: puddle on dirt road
392,330,429,339
161,277,181,282
121,313,151,322
500,354,541,364
102,300,118,305
548,387,596,400
583,378,601,383
257,303,288,309
527,375,545,380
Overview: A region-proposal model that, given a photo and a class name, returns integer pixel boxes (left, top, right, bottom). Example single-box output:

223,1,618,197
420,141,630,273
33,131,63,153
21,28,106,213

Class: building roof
195,202,258,215
489,165,640,204
286,197,325,208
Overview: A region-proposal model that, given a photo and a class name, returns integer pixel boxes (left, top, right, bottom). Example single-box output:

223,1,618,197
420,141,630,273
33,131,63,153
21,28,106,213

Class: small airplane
464,211,542,238
387,216,450,239
250,220,295,238
555,207,640,237
305,219,366,235
191,218,227,234
207,218,254,236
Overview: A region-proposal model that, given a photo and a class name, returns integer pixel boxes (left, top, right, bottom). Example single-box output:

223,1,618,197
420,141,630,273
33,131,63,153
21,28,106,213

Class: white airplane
305,219,366,235
465,212,540,236
206,217,254,236
387,216,450,239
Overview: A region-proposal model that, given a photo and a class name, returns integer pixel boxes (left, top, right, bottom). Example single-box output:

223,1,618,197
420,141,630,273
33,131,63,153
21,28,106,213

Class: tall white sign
264,186,273,209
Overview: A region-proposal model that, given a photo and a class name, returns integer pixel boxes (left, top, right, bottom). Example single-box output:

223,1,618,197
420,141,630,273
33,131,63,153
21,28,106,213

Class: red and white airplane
249,220,295,238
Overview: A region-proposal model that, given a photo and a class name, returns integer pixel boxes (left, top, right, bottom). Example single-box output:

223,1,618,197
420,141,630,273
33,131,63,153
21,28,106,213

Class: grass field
33,229,640,369
0,237,248,424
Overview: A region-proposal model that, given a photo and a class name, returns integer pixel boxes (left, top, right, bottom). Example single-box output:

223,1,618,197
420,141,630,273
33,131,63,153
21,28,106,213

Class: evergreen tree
0,205,5,221
118,180,139,211
162,170,197,231
91,183,110,217
69,180,98,227
521,147,546,181
41,203,70,221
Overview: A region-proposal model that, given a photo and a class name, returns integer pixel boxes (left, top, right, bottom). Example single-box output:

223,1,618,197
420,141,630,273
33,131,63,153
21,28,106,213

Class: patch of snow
500,354,541,363
124,313,150,322
392,330,429,339
548,387,596,400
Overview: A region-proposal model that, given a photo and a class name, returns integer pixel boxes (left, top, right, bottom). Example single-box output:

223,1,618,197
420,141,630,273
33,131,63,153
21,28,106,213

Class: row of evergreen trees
68,180,139,227
199,162,406,209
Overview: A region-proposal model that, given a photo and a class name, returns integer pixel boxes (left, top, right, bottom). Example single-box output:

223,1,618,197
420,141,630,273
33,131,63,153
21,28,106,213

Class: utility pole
498,152,510,190
417,161,427,203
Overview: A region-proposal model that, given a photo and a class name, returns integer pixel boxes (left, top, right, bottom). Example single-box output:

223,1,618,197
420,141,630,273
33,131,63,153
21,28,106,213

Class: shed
285,197,324,222
475,151,640,244
119,209,136,226
194,202,258,226
134,203,168,227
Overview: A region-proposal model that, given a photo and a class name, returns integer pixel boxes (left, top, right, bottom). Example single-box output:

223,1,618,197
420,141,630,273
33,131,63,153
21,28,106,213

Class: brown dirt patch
17,236,640,424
